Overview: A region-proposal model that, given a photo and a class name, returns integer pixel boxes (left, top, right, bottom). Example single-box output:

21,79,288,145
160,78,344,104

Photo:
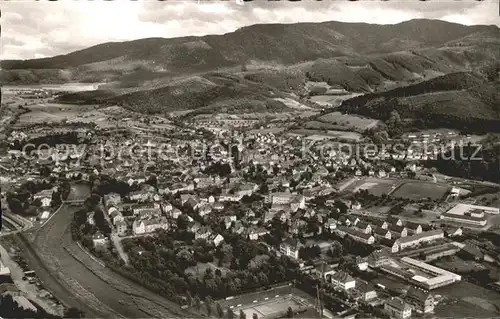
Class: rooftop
397,229,443,245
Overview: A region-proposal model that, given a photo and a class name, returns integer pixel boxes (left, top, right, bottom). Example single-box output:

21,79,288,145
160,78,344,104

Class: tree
286,307,294,318
177,214,190,230
216,303,224,318
186,292,193,306
259,183,269,194
386,109,403,137
206,296,213,316
194,295,201,311
64,307,85,318
6,197,24,215
51,190,62,208
32,198,42,207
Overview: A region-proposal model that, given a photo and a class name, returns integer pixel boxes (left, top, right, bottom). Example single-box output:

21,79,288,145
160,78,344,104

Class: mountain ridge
2,19,498,76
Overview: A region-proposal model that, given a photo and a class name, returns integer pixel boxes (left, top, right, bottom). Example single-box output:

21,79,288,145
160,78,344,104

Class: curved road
19,183,193,318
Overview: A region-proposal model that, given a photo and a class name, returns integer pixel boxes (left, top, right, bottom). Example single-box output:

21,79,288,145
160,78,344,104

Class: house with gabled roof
324,218,337,232
115,220,128,236
132,217,169,235
92,231,109,251
405,222,422,234
367,249,391,268
372,219,389,229
330,271,356,290
387,216,403,226
405,286,434,313
373,227,391,240
355,280,377,302
389,224,408,238
248,227,269,240
354,221,372,234
280,238,302,260
385,297,412,319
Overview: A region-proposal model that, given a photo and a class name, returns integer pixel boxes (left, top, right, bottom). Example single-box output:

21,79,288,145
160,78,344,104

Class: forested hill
338,70,500,133
2,19,499,85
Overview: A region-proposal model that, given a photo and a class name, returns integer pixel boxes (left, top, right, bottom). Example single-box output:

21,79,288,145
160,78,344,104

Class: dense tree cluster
427,143,500,183
339,72,500,133
115,230,299,304
6,180,60,216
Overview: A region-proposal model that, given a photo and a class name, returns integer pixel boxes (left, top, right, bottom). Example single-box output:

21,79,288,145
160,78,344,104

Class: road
18,183,193,318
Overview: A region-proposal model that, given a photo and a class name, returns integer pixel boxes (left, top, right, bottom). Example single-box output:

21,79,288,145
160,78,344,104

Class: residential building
103,193,122,207
209,233,224,247
406,222,422,234
355,280,377,302
280,238,302,260
387,216,403,227
342,227,375,245
384,297,412,319
87,212,95,225
367,250,391,268
445,227,462,237
133,206,162,220
396,230,444,251
380,238,399,253
354,221,372,234
129,190,151,202
248,227,269,240
373,227,391,240
405,286,434,313
115,220,128,236
92,231,109,252
389,224,408,238
324,218,337,232
330,271,356,290
132,218,169,235
372,219,389,230
169,208,182,219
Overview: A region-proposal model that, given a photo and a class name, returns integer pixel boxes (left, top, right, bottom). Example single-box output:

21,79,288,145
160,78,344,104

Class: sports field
217,285,316,319
391,182,450,201
238,296,307,318
347,177,399,196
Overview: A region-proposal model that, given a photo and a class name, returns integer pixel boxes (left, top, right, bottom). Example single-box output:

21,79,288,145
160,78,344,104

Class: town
2,3,500,318
2,83,500,319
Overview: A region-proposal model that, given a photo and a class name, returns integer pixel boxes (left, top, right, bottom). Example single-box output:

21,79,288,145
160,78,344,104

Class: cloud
1,0,498,60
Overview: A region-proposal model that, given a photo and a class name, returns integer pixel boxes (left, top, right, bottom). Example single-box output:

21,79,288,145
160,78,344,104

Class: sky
1,0,499,60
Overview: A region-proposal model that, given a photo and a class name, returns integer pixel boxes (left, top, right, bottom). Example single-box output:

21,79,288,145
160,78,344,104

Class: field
316,111,379,131
390,181,450,201
434,256,485,273
288,129,362,142
239,296,305,318
309,94,361,107
216,285,317,319
273,98,313,110
17,103,85,125
434,281,500,317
